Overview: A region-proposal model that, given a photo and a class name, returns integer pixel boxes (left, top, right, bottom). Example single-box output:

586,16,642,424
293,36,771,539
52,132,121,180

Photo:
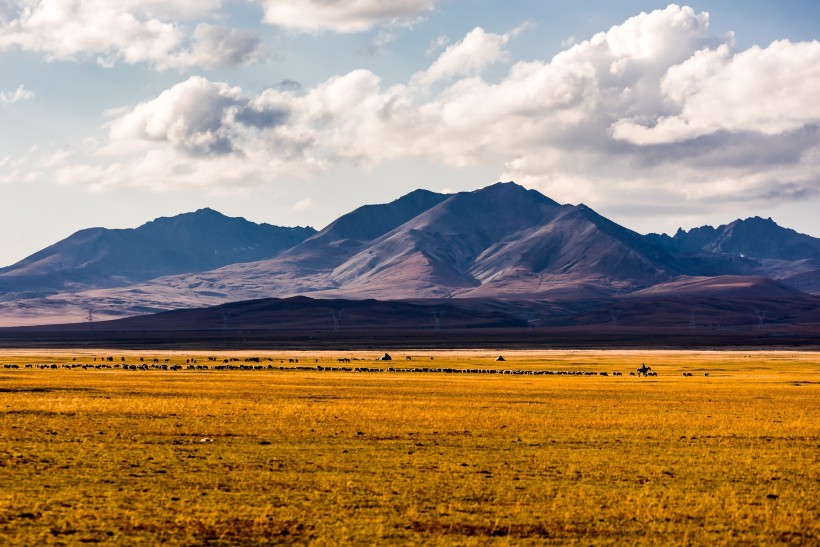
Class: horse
637,363,652,376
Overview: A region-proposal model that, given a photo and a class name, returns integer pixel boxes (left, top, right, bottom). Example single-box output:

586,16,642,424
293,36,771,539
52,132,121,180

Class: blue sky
1,1,819,267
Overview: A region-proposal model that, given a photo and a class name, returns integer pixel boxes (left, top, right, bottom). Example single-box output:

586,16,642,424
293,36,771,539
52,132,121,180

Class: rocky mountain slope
646,217,820,282
0,208,315,297
2,182,820,326
648,216,820,262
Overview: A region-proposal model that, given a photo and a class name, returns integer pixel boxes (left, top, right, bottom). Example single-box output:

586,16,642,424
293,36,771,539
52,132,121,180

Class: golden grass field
0,349,818,545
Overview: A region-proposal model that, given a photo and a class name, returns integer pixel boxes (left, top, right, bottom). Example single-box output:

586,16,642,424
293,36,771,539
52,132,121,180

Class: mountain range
1,182,819,327
0,208,315,295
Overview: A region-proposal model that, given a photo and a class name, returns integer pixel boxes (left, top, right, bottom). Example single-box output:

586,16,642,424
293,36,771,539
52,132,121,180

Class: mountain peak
150,207,230,225
0,209,316,295
651,215,820,263
306,188,449,245
471,181,559,206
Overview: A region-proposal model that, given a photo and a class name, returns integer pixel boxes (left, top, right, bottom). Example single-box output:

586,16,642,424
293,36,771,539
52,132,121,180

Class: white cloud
174,23,267,69
43,147,72,167
0,0,265,69
113,0,222,21
292,197,316,211
56,142,325,193
412,27,513,86
258,0,439,33
372,29,396,48
0,84,33,103
59,76,323,190
0,145,40,184
42,4,820,217
611,40,820,144
425,35,448,56
108,77,246,155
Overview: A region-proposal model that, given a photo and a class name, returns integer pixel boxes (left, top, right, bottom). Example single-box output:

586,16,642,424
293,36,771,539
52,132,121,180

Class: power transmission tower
331,309,343,335
610,309,621,331
757,310,767,328
221,308,231,333
86,307,94,335
432,310,444,334
527,311,536,333
689,310,696,330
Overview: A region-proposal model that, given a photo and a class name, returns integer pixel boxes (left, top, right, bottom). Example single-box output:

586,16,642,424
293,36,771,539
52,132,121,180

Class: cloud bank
0,0,441,69
258,0,439,33
30,5,820,216
0,0,265,69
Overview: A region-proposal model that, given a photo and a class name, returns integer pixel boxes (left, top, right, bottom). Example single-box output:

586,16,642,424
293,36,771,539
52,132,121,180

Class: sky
1,1,819,267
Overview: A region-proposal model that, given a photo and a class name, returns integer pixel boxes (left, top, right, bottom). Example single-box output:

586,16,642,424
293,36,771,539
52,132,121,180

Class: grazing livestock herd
0,357,681,378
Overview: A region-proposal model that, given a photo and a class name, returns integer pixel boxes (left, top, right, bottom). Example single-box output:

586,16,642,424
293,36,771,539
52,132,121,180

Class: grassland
0,349,818,545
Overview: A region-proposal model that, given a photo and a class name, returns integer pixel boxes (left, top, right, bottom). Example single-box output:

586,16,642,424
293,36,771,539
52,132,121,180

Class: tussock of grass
0,349,817,544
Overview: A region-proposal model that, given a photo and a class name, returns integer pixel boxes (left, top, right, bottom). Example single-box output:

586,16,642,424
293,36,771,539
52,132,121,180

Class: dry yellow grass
0,349,818,544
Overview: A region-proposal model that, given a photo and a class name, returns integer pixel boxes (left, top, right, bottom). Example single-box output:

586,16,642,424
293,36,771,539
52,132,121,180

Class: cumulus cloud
109,77,246,155
611,40,820,144
412,27,513,85
181,24,267,69
0,84,33,103
258,0,439,33
107,76,299,160
57,76,320,190
0,0,265,69
45,4,820,216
